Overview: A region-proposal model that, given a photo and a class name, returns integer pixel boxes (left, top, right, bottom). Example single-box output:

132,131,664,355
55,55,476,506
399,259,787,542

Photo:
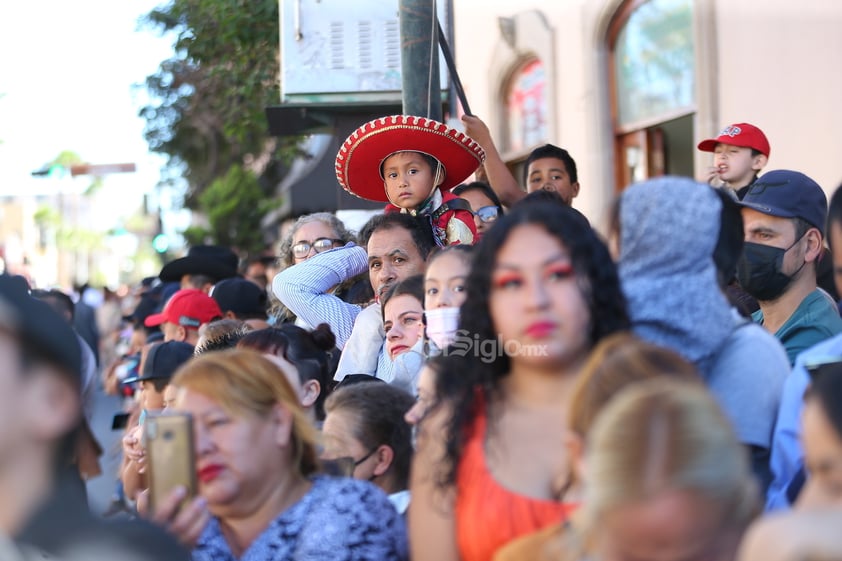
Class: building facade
452,0,842,230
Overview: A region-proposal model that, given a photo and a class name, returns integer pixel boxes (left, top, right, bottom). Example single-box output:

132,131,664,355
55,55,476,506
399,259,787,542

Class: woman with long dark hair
409,195,629,561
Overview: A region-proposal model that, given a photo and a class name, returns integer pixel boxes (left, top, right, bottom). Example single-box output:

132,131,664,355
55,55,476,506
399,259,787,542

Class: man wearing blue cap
737,169,842,365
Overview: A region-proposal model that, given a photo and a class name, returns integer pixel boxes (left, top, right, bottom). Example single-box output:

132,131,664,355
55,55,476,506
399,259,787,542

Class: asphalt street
85,386,127,517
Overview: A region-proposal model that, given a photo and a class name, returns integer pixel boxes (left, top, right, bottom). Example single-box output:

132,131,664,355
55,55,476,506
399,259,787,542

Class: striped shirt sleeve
272,244,367,349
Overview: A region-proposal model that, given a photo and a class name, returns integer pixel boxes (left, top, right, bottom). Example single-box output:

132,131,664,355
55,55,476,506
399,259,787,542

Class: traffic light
31,163,66,178
152,234,169,253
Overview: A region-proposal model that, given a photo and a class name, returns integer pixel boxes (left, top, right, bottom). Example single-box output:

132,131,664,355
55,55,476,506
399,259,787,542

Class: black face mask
736,238,805,302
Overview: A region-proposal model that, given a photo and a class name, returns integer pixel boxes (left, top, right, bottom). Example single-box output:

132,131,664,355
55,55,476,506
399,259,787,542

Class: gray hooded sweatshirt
618,176,738,375
618,176,789,463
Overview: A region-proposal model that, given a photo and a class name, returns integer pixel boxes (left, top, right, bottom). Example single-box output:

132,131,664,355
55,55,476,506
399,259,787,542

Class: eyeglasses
292,238,344,259
474,205,500,223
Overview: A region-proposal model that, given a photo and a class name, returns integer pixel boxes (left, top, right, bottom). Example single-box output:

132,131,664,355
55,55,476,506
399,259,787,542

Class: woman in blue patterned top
147,349,408,561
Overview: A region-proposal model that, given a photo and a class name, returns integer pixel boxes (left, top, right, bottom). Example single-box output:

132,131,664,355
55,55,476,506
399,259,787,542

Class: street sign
70,163,136,177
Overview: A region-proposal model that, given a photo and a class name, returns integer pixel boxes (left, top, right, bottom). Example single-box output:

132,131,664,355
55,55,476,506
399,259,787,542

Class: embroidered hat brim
335,115,485,202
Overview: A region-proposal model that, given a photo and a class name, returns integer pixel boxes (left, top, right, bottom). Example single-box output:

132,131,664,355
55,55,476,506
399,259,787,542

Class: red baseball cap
697,123,770,157
144,289,222,329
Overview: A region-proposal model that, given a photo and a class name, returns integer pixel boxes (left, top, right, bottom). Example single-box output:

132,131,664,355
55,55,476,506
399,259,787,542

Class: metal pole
399,0,441,120
444,0,457,118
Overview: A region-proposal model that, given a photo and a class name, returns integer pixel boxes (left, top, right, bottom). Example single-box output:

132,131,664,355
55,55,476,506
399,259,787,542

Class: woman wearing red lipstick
152,349,408,560
409,193,630,561
380,275,427,394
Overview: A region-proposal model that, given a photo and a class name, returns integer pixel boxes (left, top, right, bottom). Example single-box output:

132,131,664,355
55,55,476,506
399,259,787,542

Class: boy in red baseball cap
698,122,770,199
144,288,222,346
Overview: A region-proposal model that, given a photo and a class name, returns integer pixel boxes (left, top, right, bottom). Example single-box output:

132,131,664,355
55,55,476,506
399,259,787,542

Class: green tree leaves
139,0,297,253
183,164,281,254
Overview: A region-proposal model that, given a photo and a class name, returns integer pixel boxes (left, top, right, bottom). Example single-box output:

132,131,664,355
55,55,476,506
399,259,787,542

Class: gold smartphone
144,412,197,515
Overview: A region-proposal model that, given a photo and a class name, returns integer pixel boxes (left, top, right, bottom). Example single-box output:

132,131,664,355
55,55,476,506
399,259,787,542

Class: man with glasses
274,212,434,383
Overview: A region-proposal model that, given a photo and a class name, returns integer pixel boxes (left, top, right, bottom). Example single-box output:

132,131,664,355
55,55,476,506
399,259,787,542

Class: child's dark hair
523,144,578,184
236,323,337,420
426,244,474,270
452,181,505,215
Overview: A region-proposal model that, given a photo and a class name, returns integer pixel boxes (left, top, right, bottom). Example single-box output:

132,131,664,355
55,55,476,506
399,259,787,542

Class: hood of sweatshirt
619,176,740,375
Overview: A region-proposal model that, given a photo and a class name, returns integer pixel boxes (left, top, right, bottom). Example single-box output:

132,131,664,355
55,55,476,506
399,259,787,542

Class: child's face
424,252,469,309
140,380,166,410
382,151,439,209
526,157,579,204
162,384,178,410
713,144,766,186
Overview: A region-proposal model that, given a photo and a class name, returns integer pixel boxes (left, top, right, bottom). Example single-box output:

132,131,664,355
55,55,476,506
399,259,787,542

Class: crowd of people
2,113,842,560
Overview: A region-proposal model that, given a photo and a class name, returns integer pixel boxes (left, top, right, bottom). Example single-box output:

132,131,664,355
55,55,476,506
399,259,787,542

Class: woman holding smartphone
144,349,408,561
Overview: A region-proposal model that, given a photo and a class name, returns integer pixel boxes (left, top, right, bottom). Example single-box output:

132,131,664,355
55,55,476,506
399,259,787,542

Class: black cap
0,275,81,382
210,277,268,318
158,245,239,283
123,341,194,384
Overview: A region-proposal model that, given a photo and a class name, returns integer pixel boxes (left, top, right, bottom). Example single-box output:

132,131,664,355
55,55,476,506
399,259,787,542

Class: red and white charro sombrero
335,115,485,202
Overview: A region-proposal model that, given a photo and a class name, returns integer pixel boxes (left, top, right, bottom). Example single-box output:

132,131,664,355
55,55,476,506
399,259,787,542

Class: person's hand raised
122,424,146,472
461,115,493,147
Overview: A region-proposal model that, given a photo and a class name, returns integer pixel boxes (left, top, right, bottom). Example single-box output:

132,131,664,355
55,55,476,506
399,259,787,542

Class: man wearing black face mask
737,170,842,366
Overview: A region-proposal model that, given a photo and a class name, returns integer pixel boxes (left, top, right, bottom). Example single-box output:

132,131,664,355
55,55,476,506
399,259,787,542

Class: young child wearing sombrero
335,115,485,246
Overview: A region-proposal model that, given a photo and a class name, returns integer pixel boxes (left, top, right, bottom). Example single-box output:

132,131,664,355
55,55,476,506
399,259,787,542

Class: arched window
505,59,548,154
608,0,696,190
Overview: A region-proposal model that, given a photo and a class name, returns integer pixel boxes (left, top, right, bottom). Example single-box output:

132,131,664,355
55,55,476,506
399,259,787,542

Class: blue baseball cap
739,170,827,236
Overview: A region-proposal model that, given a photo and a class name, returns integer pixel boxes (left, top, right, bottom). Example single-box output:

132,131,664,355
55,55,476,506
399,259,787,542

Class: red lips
525,321,557,339
198,464,223,483
389,344,409,357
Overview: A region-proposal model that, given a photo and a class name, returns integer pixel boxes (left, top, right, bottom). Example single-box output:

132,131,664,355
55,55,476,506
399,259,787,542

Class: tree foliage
139,0,298,247
182,164,282,254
